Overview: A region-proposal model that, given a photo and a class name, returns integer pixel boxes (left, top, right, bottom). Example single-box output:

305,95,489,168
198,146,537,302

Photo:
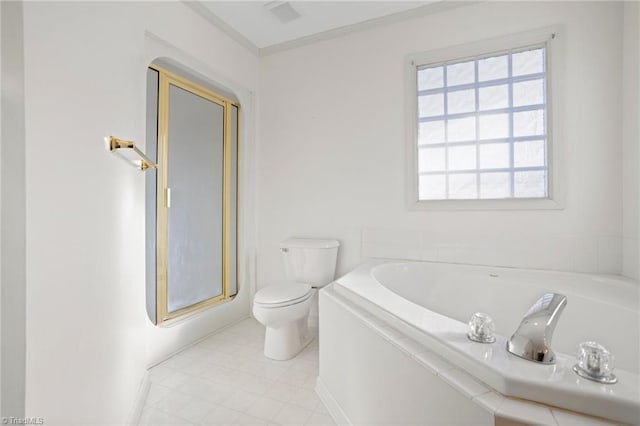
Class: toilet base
263,316,313,361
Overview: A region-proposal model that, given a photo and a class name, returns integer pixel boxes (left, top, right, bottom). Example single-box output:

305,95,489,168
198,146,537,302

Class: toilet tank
280,238,339,287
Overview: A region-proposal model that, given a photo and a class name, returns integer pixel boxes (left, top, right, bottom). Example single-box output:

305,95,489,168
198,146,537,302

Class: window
407,28,563,209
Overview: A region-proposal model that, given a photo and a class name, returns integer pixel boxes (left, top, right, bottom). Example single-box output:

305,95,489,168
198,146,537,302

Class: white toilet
253,238,339,361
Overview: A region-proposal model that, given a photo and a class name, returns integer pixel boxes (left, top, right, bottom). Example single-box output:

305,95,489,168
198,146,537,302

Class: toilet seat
254,283,312,308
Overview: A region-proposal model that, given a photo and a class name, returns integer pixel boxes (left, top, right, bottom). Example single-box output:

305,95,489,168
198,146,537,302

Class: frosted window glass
449,173,477,199
447,61,475,86
479,143,510,169
419,147,445,172
418,121,445,145
448,89,475,114
414,44,549,201
418,67,444,91
418,93,444,118
513,110,544,137
480,172,511,198
447,116,476,142
479,113,509,140
479,85,508,111
419,174,446,200
513,48,544,76
448,145,476,171
513,79,544,107
167,85,224,313
478,55,508,81
514,140,545,167
514,171,546,197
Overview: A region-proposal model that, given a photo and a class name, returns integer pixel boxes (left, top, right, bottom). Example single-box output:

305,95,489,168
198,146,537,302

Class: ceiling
190,1,446,53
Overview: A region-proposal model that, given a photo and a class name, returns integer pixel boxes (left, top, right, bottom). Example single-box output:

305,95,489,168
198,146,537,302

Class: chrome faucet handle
507,293,567,364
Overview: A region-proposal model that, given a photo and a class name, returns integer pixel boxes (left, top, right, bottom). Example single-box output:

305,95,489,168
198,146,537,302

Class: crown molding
260,1,479,56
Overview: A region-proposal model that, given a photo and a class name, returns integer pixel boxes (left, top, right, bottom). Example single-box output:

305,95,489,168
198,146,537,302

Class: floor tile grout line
140,318,334,426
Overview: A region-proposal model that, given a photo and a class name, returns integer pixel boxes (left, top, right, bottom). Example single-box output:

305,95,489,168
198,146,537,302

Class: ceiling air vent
264,1,301,24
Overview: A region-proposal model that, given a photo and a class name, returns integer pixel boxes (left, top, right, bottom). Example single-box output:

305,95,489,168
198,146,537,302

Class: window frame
405,26,564,210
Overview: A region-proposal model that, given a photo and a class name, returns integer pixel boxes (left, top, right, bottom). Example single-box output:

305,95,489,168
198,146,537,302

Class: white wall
257,1,627,286
21,2,257,424
623,2,640,280
1,1,26,419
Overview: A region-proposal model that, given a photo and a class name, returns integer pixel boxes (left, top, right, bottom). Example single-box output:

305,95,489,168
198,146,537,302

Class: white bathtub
323,260,640,424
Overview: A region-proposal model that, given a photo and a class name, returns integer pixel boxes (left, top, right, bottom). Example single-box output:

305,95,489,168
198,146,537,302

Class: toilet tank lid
280,238,340,249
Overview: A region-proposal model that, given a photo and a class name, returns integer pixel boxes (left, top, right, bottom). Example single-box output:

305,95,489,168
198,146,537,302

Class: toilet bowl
253,238,339,361
252,283,314,360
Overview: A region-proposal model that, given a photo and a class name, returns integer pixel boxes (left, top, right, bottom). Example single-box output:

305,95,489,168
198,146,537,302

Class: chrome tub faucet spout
507,293,567,364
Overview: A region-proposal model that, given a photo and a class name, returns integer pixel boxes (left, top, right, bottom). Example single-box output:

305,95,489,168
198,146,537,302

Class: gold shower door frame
152,65,240,325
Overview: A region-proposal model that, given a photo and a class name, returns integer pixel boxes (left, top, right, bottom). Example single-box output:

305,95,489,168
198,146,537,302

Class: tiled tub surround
318,260,640,425
361,228,627,275
138,319,335,426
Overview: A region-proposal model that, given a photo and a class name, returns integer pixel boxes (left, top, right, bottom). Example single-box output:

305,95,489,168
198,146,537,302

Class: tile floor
138,318,336,426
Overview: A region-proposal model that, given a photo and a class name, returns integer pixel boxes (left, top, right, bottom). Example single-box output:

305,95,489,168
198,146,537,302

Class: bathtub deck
319,283,622,426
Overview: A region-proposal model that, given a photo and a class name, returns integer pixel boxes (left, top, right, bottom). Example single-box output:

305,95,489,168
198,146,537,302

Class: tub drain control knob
573,341,617,384
467,312,496,344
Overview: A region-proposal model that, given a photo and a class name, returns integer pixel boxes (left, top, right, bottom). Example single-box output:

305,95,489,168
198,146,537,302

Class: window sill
409,197,564,211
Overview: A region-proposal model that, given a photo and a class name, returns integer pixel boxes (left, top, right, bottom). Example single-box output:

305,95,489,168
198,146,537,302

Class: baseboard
315,376,351,426
127,370,150,426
